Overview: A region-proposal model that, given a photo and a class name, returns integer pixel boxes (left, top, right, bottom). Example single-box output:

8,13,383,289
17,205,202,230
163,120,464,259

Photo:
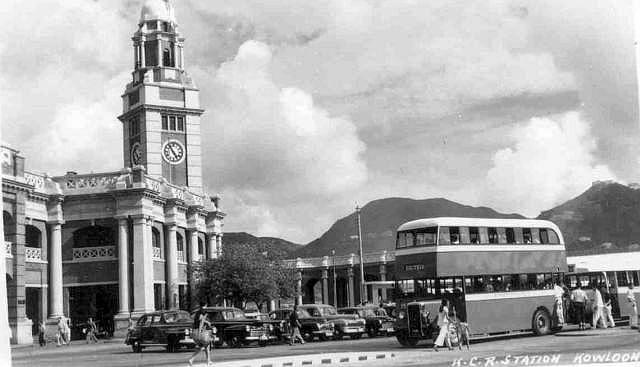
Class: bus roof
397,217,562,234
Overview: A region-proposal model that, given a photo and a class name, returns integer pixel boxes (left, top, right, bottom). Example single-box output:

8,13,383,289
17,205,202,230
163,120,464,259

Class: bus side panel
395,252,437,279
616,287,640,319
465,293,555,335
437,251,567,277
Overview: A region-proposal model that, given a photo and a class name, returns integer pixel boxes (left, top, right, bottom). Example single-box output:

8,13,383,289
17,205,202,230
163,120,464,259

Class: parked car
126,310,213,353
339,306,395,337
298,304,365,340
268,308,335,342
201,307,277,347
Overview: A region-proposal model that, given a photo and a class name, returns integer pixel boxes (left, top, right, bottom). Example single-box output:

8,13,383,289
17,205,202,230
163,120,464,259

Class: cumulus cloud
481,112,615,217
203,40,367,199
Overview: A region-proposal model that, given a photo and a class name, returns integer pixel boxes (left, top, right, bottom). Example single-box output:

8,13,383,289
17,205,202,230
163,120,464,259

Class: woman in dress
433,299,453,352
188,310,212,366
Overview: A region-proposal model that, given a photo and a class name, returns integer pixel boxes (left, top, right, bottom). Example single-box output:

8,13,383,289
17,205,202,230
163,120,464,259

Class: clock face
162,140,185,164
131,142,142,166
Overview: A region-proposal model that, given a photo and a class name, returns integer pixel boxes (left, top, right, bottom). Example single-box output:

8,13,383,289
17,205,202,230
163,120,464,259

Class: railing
177,250,185,262
24,172,45,190
153,246,162,259
72,246,116,261
62,172,120,192
5,241,12,258
284,250,396,269
25,247,42,262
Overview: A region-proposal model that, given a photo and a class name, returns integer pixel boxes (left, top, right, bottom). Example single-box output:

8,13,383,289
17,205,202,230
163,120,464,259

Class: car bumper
181,336,220,344
312,330,334,337
245,335,278,341
342,326,365,334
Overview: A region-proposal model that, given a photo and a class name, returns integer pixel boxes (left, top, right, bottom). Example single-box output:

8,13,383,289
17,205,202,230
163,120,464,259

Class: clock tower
118,0,203,193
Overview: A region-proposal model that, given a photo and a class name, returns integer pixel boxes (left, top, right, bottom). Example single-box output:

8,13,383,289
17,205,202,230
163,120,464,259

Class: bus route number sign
405,264,424,271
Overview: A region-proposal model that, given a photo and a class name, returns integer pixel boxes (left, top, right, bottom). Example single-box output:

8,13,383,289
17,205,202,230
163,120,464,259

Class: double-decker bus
392,217,567,346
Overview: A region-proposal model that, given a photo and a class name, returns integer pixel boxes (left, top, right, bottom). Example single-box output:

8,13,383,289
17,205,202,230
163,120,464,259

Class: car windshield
164,311,191,323
318,306,338,316
223,310,246,320
296,309,311,318
358,309,376,318
374,308,388,317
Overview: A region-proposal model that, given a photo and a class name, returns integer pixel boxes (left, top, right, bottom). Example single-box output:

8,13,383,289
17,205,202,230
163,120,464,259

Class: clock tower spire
118,0,204,193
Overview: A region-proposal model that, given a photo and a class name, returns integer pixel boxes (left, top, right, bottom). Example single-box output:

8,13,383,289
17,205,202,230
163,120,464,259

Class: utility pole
356,205,367,304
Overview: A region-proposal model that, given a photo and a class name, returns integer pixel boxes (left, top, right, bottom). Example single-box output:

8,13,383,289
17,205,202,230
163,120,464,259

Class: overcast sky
1,0,638,243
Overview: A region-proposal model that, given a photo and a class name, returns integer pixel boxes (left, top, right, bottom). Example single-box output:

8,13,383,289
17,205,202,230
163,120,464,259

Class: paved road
11,326,640,367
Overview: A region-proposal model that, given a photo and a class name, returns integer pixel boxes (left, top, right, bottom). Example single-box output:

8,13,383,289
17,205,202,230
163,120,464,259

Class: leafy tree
193,242,296,310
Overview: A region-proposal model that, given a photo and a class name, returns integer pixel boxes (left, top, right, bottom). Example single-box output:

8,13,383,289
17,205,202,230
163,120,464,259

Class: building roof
567,251,640,272
139,0,176,24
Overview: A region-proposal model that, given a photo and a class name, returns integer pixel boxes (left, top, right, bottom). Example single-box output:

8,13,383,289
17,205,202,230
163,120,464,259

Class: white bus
392,217,567,346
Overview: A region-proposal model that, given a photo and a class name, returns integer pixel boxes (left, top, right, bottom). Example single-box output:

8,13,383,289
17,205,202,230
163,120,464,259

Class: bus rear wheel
532,309,552,336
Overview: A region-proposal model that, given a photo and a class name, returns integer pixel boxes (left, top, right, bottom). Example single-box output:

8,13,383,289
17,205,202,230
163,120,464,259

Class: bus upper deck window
439,227,451,245
505,228,515,243
449,227,460,244
497,227,507,244
469,227,479,244
531,228,541,244
459,227,470,244
547,229,559,244
479,227,489,244
522,228,532,244
488,227,498,244
539,229,549,244
415,227,437,246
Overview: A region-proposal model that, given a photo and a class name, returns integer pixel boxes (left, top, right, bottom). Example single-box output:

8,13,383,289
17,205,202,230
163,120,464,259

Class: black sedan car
339,306,395,337
269,308,335,342
126,310,216,352
201,307,277,347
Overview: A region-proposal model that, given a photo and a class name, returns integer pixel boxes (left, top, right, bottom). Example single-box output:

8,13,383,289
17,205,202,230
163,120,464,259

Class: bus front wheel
532,309,552,336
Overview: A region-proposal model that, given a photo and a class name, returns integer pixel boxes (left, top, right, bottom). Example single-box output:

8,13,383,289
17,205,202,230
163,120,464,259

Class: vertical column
321,269,329,305
207,234,216,259
132,216,154,313
188,230,198,264
379,264,387,302
48,221,63,318
157,38,162,67
296,270,303,306
166,225,178,310
140,40,146,67
347,267,355,307
216,234,223,258
117,218,130,315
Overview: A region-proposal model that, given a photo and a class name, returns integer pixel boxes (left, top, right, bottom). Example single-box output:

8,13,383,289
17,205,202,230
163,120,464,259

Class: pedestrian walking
627,283,638,329
289,305,305,345
571,284,587,330
188,310,212,367
553,281,565,325
433,299,453,352
38,320,46,347
601,286,615,328
591,285,606,329
56,316,71,346
86,317,99,343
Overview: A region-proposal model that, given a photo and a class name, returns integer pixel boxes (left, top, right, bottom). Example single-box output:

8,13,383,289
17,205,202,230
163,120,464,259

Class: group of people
567,281,638,331
35,315,101,347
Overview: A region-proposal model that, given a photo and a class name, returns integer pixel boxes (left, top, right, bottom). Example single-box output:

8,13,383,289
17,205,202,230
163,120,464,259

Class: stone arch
25,225,41,248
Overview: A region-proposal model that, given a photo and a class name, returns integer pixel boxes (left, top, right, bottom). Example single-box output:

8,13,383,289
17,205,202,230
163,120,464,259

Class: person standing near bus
601,286,615,328
591,285,606,329
571,284,587,330
553,282,565,325
433,299,453,352
627,284,638,329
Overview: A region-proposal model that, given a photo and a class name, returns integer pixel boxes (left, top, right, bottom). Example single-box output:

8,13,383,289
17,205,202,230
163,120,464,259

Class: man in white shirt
628,284,638,329
592,285,606,329
553,282,565,325
571,284,587,330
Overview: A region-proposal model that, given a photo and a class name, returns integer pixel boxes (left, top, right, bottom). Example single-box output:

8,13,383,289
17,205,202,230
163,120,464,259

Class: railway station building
2,0,224,344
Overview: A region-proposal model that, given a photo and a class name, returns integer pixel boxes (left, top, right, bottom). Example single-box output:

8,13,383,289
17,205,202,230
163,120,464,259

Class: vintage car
298,304,365,340
339,306,395,337
202,306,277,347
268,308,334,342
126,310,216,353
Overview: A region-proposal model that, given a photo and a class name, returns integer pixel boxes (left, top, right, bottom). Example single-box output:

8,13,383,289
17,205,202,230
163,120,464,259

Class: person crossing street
289,305,305,346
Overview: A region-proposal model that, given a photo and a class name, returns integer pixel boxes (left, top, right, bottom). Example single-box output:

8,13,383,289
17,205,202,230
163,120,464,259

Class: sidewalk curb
199,351,399,367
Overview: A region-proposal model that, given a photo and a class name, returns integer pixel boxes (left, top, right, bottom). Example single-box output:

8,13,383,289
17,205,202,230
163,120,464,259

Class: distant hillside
223,232,302,259
294,197,524,258
538,181,640,255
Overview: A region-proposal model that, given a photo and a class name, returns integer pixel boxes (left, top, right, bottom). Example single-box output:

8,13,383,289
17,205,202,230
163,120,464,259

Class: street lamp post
356,205,367,304
332,249,337,308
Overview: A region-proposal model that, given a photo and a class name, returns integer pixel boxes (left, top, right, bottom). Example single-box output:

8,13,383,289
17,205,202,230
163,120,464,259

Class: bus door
440,277,466,322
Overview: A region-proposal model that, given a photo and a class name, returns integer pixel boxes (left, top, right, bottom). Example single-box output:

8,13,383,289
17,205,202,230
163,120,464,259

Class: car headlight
268,324,274,331
245,325,251,332
398,311,406,320
185,328,190,335
212,326,217,334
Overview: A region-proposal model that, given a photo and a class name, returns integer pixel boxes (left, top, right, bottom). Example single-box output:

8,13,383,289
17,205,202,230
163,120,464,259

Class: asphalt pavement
10,325,640,367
